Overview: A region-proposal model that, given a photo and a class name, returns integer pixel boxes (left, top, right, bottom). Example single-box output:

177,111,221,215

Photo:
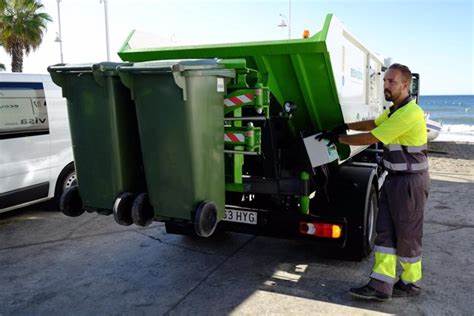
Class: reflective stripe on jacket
372,97,429,173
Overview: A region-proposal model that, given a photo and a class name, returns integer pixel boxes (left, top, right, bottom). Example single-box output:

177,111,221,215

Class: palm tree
0,0,51,72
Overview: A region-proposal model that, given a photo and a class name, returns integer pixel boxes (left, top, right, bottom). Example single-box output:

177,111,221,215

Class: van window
0,82,49,139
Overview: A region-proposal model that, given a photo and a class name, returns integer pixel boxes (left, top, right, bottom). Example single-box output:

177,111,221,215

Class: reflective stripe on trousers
370,246,397,283
399,256,423,283
383,143,428,172
371,246,422,284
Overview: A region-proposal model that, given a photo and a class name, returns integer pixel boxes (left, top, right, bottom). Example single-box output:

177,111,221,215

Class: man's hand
314,123,348,146
315,130,339,146
331,123,348,135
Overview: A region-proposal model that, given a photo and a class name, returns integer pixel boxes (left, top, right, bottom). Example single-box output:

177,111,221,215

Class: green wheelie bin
48,63,147,225
118,60,235,236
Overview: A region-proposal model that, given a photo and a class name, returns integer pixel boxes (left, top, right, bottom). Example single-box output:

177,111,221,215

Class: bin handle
117,66,172,74
47,64,94,73
172,71,187,101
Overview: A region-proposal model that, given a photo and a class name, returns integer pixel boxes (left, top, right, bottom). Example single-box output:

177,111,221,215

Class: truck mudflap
218,204,348,247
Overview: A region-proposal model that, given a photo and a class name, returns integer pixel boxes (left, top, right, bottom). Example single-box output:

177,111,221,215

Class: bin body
48,63,145,210
119,61,234,221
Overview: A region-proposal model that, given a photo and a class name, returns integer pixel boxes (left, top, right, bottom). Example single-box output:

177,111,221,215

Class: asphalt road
0,175,472,315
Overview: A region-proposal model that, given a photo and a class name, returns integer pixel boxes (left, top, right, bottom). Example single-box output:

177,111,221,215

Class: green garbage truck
49,14,420,258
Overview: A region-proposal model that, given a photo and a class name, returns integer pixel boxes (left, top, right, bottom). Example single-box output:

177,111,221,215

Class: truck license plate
223,208,257,225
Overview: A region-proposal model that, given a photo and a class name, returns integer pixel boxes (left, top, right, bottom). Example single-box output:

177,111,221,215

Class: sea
418,95,474,143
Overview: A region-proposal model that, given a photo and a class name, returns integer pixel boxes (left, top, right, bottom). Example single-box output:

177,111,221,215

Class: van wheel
51,163,77,211
60,185,84,217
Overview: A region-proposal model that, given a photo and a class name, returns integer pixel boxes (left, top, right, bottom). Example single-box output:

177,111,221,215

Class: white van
0,73,75,213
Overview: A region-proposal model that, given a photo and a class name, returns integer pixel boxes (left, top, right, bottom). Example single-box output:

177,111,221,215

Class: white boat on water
425,113,442,141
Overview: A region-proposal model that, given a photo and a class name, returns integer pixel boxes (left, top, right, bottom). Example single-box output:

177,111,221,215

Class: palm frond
0,0,51,70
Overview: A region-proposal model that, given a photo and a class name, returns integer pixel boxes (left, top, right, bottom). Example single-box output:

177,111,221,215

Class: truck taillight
299,222,342,239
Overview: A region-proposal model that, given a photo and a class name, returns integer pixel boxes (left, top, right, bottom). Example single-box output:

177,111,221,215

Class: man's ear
403,79,410,92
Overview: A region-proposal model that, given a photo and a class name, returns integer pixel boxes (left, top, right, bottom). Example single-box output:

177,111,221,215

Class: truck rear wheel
330,165,380,260
345,185,378,260
362,186,378,255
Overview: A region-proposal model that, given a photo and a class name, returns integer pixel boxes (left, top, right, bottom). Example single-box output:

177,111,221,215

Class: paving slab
0,177,472,315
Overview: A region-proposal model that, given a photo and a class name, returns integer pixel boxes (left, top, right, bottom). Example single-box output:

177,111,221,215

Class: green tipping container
48,62,145,213
118,16,341,132
117,14,356,159
118,60,234,233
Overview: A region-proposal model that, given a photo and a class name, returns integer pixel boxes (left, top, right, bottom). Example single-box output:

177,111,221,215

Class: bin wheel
113,192,135,226
194,201,218,238
132,193,154,227
60,185,84,217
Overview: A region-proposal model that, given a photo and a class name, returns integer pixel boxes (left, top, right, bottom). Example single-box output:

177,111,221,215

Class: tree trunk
11,43,23,72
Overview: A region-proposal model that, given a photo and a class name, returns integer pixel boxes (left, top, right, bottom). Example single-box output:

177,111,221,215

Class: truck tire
51,162,77,211
345,184,378,260
330,164,379,260
361,185,378,256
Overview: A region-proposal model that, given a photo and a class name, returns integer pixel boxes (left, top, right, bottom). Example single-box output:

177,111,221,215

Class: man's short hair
388,63,412,85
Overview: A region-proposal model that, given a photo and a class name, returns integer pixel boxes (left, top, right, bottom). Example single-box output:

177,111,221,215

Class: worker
318,63,429,301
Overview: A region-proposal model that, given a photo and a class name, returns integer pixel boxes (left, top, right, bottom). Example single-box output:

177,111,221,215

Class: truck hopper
118,14,387,160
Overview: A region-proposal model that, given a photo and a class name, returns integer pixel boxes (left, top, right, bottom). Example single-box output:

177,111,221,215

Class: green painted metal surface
299,171,310,215
48,63,145,209
118,60,234,221
118,14,343,135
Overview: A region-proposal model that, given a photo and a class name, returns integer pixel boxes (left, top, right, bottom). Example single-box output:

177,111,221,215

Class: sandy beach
425,141,473,233
428,141,474,182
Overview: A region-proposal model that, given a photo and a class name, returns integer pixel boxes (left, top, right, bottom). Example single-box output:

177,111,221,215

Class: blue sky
1,0,472,95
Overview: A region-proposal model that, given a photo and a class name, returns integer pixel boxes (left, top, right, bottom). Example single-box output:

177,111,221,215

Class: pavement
0,173,473,315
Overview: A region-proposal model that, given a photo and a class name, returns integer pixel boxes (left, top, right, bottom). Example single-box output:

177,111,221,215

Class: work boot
349,284,391,302
392,280,421,297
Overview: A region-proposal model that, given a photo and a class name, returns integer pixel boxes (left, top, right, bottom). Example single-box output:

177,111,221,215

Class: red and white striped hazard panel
224,132,245,143
224,94,254,107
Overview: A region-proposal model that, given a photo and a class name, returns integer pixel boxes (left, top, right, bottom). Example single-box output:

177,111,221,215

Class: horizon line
420,94,474,97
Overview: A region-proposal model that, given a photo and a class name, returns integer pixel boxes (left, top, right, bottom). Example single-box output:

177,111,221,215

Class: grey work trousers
369,171,430,295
